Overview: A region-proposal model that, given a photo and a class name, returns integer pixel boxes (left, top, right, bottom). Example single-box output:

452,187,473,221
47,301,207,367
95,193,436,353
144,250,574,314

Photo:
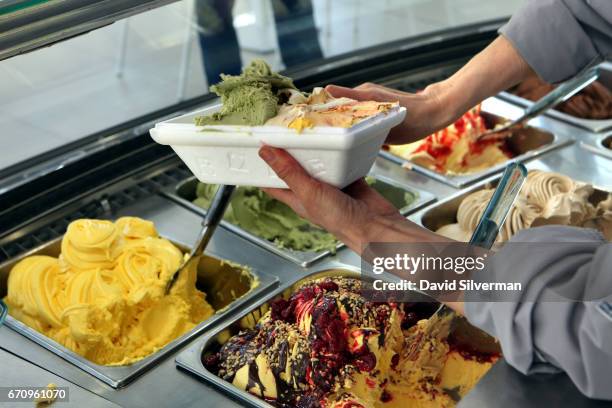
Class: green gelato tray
163,173,435,267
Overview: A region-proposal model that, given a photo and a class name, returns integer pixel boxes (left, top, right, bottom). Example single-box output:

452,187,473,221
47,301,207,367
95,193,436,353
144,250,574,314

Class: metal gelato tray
0,236,278,389
175,267,500,408
499,63,612,133
163,172,435,267
379,109,573,189
410,173,611,234
580,133,612,161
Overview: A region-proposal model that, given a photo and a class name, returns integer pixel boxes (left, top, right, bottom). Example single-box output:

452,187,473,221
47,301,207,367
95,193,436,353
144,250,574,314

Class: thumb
258,146,322,199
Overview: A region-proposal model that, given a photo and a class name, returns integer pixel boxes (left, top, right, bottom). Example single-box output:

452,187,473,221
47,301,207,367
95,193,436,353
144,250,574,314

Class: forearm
426,35,534,127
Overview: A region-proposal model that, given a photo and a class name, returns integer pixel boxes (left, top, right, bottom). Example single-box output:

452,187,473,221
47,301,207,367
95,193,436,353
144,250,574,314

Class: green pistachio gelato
365,176,418,211
192,178,418,253
195,59,296,126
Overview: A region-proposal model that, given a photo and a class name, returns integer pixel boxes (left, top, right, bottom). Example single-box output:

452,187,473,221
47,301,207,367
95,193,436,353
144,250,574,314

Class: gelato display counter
0,3,611,408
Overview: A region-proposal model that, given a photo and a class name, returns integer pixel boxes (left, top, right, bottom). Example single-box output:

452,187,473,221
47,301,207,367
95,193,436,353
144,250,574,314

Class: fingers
326,84,405,102
355,83,406,97
260,187,306,217
258,146,323,202
325,85,370,100
325,85,390,102
259,146,362,234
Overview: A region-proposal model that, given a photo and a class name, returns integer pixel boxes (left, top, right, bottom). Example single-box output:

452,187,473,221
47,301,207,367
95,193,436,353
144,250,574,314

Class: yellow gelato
4,217,214,366
437,170,612,242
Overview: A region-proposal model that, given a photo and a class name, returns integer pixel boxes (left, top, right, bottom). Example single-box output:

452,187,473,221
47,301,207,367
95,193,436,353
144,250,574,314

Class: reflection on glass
0,300,7,326
0,0,522,178
196,0,322,84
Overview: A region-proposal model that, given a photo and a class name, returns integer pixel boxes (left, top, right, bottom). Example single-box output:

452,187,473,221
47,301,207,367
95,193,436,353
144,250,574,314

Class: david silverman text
373,279,522,291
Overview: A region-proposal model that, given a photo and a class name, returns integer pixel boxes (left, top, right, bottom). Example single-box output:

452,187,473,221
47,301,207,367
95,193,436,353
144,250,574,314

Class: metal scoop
477,66,599,141
0,300,7,326
414,162,528,345
164,184,236,294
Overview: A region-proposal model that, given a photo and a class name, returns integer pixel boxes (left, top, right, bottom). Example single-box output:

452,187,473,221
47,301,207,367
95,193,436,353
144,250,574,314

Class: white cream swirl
437,170,609,242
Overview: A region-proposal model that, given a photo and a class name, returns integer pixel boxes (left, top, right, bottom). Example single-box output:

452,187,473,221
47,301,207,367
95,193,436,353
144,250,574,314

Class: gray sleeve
464,226,612,400
500,0,612,83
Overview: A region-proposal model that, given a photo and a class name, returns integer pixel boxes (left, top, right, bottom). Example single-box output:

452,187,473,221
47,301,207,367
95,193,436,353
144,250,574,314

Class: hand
259,146,463,314
258,145,451,255
326,36,536,146
326,83,456,145
258,146,462,314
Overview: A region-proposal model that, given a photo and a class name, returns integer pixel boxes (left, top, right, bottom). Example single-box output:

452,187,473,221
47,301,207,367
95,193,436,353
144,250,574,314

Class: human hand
258,145,462,314
258,145,450,255
326,82,457,145
326,36,536,146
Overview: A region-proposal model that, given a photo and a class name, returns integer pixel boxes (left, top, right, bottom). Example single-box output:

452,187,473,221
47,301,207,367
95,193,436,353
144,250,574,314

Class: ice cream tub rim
175,266,501,408
0,235,279,389
150,104,407,149
579,132,612,161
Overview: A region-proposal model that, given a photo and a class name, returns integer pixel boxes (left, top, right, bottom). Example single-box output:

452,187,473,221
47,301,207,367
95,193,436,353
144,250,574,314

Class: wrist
338,215,394,255
422,81,464,129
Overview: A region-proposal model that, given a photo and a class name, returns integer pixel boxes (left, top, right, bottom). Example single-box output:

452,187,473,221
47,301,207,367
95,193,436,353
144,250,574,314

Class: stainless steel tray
176,267,500,408
0,235,278,389
176,264,501,408
411,173,611,234
380,109,573,188
163,171,435,267
499,63,612,133
580,133,612,161
175,268,364,408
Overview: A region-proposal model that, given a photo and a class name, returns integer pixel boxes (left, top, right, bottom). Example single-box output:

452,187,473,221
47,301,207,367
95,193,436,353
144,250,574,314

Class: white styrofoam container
150,104,406,188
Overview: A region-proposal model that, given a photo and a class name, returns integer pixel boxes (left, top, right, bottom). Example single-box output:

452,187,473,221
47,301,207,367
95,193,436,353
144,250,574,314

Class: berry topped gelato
203,277,499,407
385,105,513,175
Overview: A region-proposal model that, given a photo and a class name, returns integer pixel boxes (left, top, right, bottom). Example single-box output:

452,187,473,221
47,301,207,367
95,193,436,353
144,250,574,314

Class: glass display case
0,0,523,181
1,1,610,407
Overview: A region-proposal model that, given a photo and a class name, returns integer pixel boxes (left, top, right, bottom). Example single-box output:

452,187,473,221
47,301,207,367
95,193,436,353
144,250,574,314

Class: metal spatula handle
478,66,599,140
423,162,528,339
165,184,236,294
470,162,528,248
0,300,7,326
190,184,236,256
524,66,599,120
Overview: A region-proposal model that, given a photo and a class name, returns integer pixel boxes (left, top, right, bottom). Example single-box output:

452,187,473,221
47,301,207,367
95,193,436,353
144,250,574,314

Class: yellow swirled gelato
437,170,612,242
4,217,214,366
60,219,120,270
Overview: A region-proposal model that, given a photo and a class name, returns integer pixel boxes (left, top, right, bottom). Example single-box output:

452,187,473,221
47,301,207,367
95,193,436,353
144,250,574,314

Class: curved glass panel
0,0,524,179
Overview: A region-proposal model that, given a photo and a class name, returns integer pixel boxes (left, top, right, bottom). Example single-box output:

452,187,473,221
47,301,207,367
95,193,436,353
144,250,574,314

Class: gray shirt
465,226,612,400
500,0,612,82
468,2,612,399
